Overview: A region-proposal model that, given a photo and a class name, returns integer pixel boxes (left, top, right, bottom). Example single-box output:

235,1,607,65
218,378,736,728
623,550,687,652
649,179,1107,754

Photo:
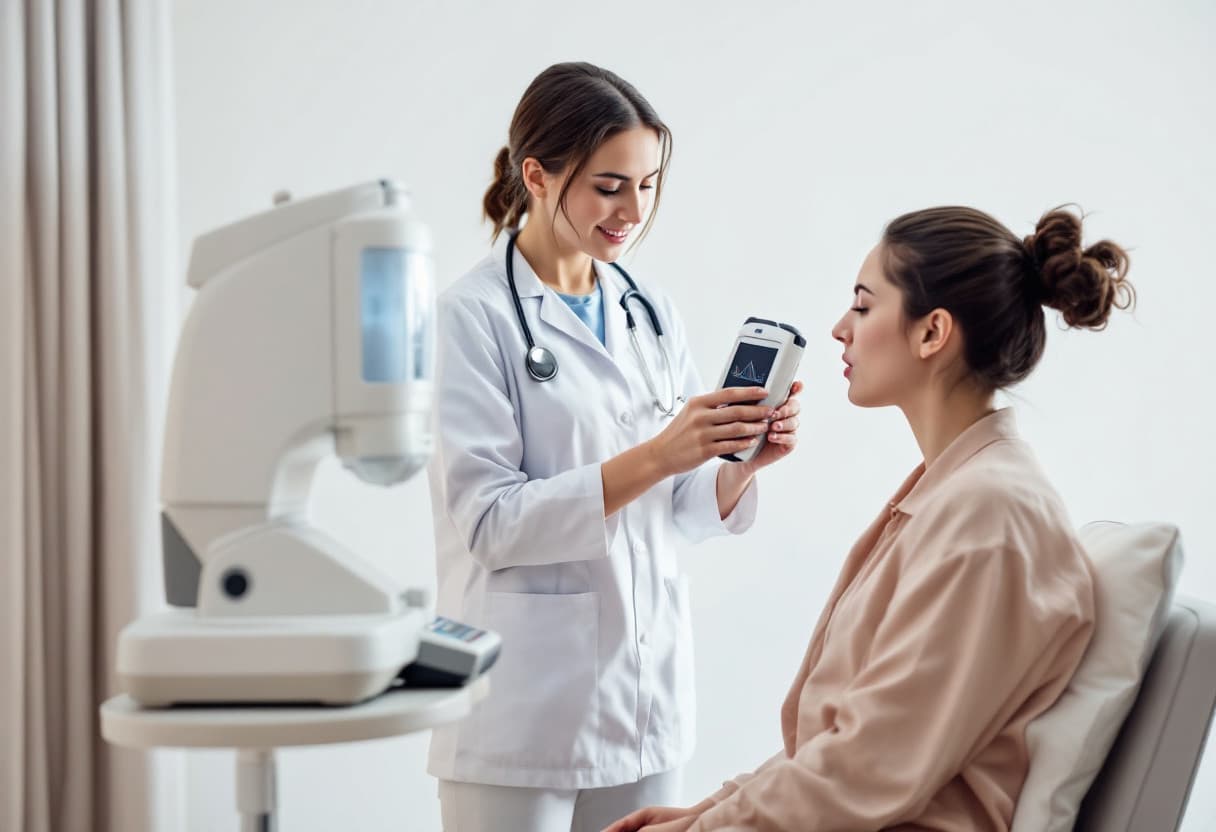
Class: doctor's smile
597,225,631,244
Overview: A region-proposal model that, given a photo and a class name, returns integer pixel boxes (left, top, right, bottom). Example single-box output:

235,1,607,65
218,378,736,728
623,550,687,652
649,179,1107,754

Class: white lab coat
426,235,757,790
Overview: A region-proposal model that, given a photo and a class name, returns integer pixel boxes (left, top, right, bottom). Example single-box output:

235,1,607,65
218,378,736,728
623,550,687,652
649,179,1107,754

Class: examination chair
1010,522,1216,832
1075,595,1216,831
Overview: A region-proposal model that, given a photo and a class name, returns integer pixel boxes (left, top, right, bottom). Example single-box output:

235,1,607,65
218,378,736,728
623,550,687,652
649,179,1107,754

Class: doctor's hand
602,802,706,832
646,386,774,477
747,379,803,471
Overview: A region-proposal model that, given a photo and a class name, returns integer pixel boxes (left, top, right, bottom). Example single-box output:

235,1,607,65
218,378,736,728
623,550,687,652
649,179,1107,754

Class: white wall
171,0,1216,828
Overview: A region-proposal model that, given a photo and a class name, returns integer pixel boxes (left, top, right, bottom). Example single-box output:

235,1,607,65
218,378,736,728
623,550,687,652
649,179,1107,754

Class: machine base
117,608,426,706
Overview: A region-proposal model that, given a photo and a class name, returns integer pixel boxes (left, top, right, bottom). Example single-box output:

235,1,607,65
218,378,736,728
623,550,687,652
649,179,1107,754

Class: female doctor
425,62,803,831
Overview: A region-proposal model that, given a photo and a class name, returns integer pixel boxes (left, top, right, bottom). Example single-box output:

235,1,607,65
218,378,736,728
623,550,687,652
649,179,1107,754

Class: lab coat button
639,631,650,644
619,411,634,426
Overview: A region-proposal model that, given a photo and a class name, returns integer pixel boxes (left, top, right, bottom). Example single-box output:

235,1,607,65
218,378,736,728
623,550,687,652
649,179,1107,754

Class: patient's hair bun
1022,207,1135,330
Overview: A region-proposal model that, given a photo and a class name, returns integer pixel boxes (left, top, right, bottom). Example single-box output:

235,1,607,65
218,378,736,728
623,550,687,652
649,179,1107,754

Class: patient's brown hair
881,205,1136,390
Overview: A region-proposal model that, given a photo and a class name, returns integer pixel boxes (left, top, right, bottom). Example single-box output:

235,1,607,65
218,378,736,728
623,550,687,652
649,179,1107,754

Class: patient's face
831,245,923,408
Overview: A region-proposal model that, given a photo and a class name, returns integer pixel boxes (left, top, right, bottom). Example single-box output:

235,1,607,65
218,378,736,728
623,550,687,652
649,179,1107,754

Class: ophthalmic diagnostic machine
115,180,499,707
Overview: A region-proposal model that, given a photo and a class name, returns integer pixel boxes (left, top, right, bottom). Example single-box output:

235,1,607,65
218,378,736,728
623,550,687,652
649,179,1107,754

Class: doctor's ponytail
484,146,527,237
484,62,672,243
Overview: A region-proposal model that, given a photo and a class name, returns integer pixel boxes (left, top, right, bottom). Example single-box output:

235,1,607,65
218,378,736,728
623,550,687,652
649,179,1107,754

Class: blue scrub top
557,280,606,346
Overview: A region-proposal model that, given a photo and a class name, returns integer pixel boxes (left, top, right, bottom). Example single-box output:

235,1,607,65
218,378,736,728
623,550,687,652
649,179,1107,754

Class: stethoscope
505,232,683,416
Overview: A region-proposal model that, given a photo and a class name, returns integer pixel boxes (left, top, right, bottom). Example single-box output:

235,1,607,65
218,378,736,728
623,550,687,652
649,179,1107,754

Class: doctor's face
831,245,925,408
550,126,661,262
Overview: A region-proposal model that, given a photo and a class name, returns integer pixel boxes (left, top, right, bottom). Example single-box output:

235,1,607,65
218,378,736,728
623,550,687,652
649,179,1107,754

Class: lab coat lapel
599,262,634,370
537,285,614,365
601,263,666,406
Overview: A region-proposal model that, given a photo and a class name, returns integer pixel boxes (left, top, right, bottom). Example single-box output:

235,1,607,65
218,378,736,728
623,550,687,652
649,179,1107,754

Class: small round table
100,677,488,831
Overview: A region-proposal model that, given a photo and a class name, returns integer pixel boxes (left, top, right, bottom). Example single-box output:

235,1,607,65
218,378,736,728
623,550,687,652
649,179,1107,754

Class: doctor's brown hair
483,62,672,243
881,205,1136,390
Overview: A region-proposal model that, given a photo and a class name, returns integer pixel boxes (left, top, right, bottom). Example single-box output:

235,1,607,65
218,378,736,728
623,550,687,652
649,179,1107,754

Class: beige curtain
1,1,183,830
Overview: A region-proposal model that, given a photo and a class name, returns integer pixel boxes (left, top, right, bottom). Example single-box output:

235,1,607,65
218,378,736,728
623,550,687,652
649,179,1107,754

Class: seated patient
606,205,1136,832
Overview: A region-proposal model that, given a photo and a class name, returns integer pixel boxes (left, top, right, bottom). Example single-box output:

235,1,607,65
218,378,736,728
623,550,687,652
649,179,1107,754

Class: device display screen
724,341,778,388
360,247,432,383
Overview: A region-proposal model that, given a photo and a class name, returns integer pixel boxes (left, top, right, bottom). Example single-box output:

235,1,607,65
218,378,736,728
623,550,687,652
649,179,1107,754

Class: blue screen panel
361,248,409,383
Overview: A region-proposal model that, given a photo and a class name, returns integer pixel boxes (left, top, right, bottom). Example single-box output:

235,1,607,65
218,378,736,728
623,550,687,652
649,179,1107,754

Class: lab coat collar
499,232,544,298
892,408,1020,517
597,260,634,365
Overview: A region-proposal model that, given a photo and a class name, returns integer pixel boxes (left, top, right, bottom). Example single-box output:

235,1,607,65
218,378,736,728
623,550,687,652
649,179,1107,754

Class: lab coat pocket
473,590,601,770
663,575,697,751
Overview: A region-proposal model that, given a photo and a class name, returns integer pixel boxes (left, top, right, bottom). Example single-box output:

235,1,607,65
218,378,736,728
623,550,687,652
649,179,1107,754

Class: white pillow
1010,521,1183,832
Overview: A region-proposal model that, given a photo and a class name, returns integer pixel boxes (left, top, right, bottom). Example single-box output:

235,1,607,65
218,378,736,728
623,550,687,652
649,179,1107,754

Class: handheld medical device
716,316,805,463
115,180,497,706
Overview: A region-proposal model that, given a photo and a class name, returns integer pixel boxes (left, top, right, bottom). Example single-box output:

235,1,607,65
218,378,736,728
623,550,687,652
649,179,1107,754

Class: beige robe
691,409,1094,831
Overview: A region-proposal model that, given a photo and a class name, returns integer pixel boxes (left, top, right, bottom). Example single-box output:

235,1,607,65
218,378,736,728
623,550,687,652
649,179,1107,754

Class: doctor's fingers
766,427,799,446
708,420,770,441
698,386,769,408
769,414,800,434
703,403,773,425
716,435,762,456
772,395,801,421
769,383,803,420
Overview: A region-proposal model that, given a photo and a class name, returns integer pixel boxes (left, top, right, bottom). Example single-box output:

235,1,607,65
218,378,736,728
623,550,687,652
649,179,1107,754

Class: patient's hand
601,804,698,832
639,818,698,832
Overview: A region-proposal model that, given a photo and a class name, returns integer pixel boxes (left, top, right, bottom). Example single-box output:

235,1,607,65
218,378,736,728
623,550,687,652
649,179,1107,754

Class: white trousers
438,769,682,832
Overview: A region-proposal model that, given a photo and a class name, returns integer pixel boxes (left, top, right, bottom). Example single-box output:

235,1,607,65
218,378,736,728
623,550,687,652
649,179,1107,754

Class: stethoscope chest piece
526,345,558,382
